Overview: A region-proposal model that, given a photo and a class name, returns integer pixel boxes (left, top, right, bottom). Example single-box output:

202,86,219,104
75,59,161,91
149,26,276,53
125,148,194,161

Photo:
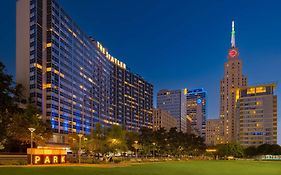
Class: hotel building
236,84,277,146
16,0,153,142
152,108,177,131
186,88,207,137
157,89,187,132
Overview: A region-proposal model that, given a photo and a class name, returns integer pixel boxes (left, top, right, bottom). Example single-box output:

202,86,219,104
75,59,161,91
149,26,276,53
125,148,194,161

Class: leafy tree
257,144,281,155
68,133,88,156
244,146,257,157
0,62,19,144
217,143,244,158
4,104,52,152
126,131,139,152
106,125,127,153
0,62,52,152
85,123,108,155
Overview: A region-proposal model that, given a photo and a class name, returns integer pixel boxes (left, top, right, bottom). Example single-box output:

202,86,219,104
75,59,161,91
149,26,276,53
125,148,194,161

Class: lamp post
134,141,138,158
152,142,156,159
78,134,83,164
28,128,36,165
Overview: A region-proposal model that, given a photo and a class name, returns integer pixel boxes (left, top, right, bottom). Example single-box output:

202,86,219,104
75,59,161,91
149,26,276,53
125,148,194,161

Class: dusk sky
0,0,280,143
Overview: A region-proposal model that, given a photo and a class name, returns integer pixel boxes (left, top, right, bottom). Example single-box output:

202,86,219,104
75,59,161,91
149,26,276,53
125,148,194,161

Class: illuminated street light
28,128,36,165
78,134,83,164
152,142,156,159
134,140,138,158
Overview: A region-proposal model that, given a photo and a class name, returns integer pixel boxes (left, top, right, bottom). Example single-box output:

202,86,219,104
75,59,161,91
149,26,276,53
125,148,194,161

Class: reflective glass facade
186,88,207,138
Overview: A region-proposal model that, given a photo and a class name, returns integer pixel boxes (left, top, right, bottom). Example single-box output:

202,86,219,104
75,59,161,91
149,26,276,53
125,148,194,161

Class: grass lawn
0,160,280,175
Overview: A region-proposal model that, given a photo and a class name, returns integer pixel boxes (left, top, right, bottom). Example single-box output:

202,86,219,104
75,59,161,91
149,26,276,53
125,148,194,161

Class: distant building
153,108,177,131
157,89,187,132
16,0,153,143
219,21,247,143
236,84,277,147
186,88,207,138
186,115,192,134
205,119,224,145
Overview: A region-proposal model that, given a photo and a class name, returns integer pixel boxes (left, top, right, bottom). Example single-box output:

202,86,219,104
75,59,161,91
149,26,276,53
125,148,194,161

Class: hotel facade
16,0,153,142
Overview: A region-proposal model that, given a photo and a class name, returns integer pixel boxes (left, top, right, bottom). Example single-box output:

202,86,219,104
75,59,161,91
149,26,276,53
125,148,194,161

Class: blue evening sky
0,0,280,144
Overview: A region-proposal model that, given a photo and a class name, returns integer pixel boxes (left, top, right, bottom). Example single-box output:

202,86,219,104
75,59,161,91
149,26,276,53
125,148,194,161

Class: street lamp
134,141,138,158
78,134,83,164
152,142,156,159
28,128,36,165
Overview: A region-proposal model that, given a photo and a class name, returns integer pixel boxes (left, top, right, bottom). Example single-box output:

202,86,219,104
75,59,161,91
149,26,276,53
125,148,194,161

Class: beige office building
153,109,177,131
205,119,224,145
219,21,247,143
236,84,277,147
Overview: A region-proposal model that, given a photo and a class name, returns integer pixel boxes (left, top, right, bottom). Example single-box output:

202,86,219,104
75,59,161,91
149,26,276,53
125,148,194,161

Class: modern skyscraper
219,21,247,143
157,89,187,132
16,0,153,142
205,119,224,146
153,108,177,132
236,84,277,146
186,88,207,138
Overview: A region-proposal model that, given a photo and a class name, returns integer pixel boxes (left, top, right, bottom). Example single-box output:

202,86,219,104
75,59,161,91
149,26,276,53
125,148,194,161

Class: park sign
260,155,281,161
27,148,67,164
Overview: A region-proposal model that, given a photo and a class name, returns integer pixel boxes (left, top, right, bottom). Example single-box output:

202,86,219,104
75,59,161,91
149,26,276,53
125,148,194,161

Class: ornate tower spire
231,20,235,48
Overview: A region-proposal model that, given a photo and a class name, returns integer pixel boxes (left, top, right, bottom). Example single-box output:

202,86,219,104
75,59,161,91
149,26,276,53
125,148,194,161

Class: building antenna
231,20,236,48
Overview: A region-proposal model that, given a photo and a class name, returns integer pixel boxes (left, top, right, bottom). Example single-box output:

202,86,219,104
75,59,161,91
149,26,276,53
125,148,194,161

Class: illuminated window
247,88,255,94
46,43,52,47
256,86,266,93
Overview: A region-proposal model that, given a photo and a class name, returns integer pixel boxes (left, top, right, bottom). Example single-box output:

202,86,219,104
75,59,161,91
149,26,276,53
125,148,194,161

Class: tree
85,123,108,155
0,62,19,144
5,104,52,152
68,133,87,154
244,146,257,157
139,127,154,157
257,144,281,155
217,143,244,158
106,125,127,153
0,62,52,152
126,131,139,152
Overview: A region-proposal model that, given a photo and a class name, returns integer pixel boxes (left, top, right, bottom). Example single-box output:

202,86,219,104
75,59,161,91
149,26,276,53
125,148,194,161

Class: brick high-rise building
205,119,224,146
219,21,247,143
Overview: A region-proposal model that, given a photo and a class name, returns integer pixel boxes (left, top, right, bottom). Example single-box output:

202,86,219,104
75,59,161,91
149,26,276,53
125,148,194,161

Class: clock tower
219,21,247,143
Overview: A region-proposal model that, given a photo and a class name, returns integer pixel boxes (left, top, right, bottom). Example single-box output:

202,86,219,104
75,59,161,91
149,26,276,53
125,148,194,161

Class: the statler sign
27,148,67,164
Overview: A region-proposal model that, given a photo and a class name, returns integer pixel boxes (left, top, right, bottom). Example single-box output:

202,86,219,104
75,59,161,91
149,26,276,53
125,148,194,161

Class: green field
0,161,281,175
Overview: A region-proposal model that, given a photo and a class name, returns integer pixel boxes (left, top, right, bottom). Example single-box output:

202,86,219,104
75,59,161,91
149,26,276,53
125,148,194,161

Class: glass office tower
186,88,207,138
